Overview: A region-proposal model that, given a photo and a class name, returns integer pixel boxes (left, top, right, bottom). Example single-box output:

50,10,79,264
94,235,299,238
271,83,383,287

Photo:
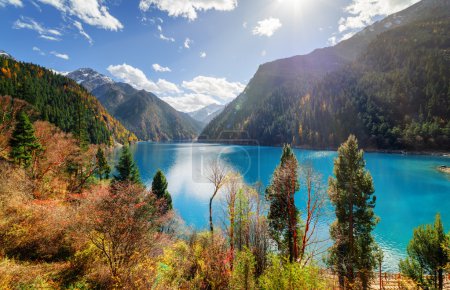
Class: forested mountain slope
0,56,136,145
201,0,450,150
91,82,202,141
68,69,202,141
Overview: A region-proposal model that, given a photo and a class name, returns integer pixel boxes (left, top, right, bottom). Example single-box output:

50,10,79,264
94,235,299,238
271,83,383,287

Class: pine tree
399,213,449,290
96,147,111,180
151,169,172,213
327,135,378,289
265,144,300,262
113,146,141,184
9,111,41,168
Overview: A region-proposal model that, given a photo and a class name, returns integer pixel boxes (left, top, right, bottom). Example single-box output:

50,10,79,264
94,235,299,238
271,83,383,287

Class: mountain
67,68,113,92
91,82,202,141
0,55,137,145
201,0,450,151
188,104,225,126
68,68,201,141
0,50,13,60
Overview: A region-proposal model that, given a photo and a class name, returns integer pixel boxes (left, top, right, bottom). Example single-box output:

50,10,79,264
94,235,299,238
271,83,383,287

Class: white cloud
51,51,69,60
32,46,45,55
152,63,171,72
107,63,180,94
200,51,206,58
163,76,245,111
184,37,192,48
0,0,23,7
338,0,419,33
261,49,266,56
157,79,181,93
157,24,162,32
36,0,123,31
30,0,41,10
252,17,282,37
13,17,62,41
161,93,219,112
73,20,93,45
327,36,337,46
139,0,237,21
160,33,175,42
182,76,245,103
107,64,245,112
40,35,61,41
242,21,247,29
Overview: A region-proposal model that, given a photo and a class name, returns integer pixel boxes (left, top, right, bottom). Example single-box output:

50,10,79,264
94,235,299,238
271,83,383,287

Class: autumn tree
80,183,166,286
9,111,41,168
206,159,228,233
266,144,300,262
399,213,449,289
96,147,111,180
327,135,378,289
113,146,141,184
151,169,172,213
230,247,256,290
223,176,270,276
32,121,79,196
299,166,328,265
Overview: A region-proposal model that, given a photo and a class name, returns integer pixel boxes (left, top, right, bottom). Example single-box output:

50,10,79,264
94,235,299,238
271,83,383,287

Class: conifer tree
399,213,449,290
266,144,300,262
9,111,41,168
113,146,141,184
96,147,111,180
327,135,378,289
151,169,172,212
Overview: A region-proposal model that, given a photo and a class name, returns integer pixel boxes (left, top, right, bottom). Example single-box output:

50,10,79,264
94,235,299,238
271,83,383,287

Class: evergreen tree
113,146,141,184
9,111,41,168
327,135,378,289
265,144,300,262
151,169,173,212
399,213,449,290
96,147,111,180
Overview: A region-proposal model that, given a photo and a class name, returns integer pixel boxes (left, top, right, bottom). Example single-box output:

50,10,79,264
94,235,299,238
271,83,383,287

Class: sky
0,0,419,112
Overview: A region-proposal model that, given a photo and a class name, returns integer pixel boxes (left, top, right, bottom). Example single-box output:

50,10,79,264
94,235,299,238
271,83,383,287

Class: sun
272,0,315,16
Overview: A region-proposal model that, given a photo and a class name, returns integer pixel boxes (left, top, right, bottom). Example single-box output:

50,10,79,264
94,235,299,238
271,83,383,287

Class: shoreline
127,140,450,157
192,140,450,157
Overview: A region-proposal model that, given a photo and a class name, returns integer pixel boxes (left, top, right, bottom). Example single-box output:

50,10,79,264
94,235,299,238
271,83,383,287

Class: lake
122,142,450,272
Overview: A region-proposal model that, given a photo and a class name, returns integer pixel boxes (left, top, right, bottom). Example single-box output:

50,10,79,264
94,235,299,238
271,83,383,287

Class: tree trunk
209,189,218,232
438,268,443,290
230,205,235,270
348,186,354,287
379,260,382,290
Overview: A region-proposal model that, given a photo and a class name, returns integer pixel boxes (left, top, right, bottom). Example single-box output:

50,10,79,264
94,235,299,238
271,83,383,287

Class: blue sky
0,0,418,112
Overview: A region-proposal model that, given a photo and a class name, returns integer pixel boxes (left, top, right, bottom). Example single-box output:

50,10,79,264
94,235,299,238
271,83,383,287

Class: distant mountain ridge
201,0,450,151
68,68,202,141
188,104,225,127
67,68,113,92
0,50,13,60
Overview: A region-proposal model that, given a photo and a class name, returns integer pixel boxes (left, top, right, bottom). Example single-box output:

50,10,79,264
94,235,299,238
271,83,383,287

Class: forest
0,56,137,145
0,106,449,289
201,16,450,151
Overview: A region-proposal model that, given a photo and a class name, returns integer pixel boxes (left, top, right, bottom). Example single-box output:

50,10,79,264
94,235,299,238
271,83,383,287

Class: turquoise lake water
123,142,450,272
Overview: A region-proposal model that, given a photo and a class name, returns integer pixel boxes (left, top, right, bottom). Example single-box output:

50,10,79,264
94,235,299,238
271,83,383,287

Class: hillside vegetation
201,0,450,151
90,82,201,141
0,56,137,145
1,116,449,288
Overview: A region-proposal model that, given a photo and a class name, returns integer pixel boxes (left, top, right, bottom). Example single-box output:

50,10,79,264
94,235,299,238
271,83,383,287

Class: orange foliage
0,67,11,79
